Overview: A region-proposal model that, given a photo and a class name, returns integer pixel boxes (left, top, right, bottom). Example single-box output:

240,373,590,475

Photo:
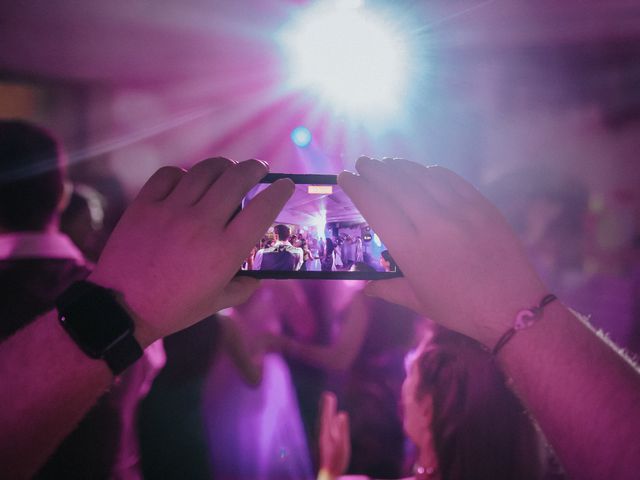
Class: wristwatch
56,280,143,375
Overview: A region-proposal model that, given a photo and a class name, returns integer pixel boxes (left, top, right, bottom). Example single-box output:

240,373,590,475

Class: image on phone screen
236,174,402,280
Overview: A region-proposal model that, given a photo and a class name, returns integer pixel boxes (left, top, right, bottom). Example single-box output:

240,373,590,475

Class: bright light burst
280,1,409,115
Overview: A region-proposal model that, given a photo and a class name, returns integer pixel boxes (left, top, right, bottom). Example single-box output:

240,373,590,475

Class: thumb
364,278,425,315
213,276,260,312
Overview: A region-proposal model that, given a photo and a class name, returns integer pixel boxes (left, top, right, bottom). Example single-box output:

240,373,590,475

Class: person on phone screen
379,250,397,273
253,224,304,271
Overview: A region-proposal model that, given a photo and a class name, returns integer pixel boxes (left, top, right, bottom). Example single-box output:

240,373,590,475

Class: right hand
89,157,294,348
338,156,548,348
319,391,351,480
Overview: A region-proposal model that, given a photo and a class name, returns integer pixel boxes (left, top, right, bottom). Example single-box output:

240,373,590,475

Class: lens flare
291,125,312,147
281,3,408,115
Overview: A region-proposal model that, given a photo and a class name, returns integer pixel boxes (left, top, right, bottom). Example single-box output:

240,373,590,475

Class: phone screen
236,174,402,280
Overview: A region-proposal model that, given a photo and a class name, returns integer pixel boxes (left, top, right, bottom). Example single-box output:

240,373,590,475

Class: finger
337,411,351,467
338,171,416,266
135,166,185,202
199,159,269,222
224,178,294,257
212,276,260,312
321,391,338,431
337,412,350,441
355,156,443,222
364,278,425,315
392,159,477,206
426,165,480,201
168,157,236,206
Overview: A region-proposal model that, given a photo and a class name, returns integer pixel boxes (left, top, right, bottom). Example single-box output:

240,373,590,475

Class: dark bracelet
492,294,558,356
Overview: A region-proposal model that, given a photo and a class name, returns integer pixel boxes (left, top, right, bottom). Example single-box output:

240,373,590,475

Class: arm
273,292,370,372
339,156,640,480
0,311,112,479
295,249,304,270
0,158,294,477
219,313,263,387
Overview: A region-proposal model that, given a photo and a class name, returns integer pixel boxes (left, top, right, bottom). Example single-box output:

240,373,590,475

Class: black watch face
59,289,133,357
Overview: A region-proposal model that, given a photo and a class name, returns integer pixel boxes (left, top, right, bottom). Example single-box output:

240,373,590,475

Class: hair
325,237,335,254
0,120,66,231
350,261,376,273
273,224,291,241
412,328,541,480
380,250,396,270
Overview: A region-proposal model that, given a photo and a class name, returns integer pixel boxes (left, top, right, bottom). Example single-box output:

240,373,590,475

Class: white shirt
0,231,85,264
253,240,304,271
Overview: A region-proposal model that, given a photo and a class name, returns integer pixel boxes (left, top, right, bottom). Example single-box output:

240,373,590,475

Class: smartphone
236,173,403,280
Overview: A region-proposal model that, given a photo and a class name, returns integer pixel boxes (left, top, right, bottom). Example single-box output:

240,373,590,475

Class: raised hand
318,391,350,480
89,157,294,347
339,156,547,347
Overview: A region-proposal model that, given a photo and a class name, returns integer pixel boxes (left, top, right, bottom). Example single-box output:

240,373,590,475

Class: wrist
472,282,550,349
56,280,146,375
490,293,558,356
85,274,158,349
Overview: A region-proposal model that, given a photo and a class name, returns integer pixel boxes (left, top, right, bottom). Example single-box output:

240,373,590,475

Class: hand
338,156,547,347
88,157,294,347
260,332,287,353
318,391,350,479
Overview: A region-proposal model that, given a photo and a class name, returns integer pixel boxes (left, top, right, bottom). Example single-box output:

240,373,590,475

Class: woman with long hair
322,238,335,272
319,327,543,480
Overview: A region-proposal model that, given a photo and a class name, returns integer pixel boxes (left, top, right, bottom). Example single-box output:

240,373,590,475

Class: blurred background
1,0,639,360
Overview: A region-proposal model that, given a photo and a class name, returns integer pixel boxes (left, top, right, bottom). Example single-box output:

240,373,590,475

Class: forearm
499,302,640,480
0,311,112,478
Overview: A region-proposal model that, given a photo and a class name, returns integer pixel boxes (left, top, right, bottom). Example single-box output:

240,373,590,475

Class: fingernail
274,177,295,191
356,156,383,172
252,158,269,170
357,155,374,164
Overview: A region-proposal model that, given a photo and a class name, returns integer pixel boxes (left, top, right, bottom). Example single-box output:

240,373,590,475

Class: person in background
254,224,304,271
299,237,315,271
322,237,335,272
318,327,543,480
60,183,108,263
203,281,315,480
379,250,397,273
269,285,423,479
0,119,165,479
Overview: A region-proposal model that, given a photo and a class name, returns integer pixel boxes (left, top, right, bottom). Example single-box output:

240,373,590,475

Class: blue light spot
291,126,312,147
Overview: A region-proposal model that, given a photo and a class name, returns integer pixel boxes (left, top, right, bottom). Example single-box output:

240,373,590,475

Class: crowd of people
246,224,383,273
1,119,640,480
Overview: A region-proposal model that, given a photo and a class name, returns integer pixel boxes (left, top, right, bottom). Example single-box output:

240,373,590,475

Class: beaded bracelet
491,294,558,356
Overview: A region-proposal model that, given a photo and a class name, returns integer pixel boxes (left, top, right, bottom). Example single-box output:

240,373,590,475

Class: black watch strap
56,280,143,375
104,333,144,375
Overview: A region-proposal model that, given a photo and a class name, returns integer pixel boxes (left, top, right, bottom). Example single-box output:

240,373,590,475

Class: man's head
0,120,67,231
273,224,291,242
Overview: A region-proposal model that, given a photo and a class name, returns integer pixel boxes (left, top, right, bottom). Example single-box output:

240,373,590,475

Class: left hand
89,157,294,347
